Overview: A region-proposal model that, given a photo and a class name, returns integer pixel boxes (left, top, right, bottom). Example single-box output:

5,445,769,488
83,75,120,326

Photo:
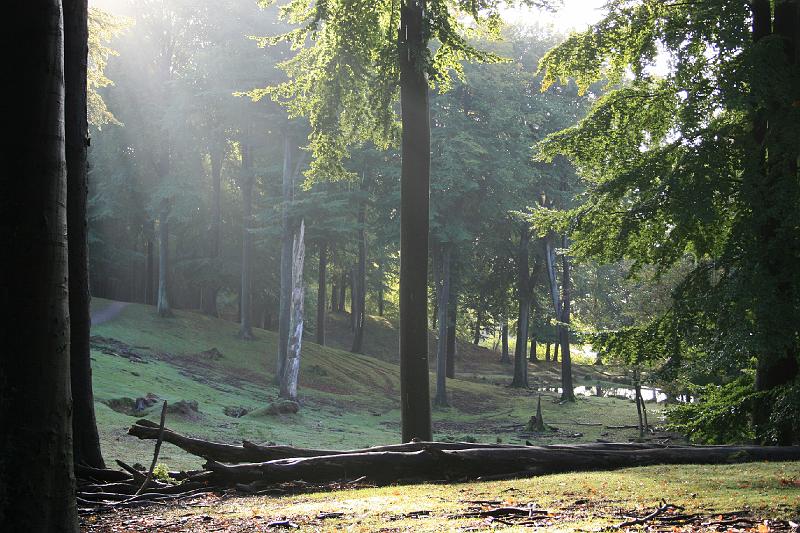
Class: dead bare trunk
280,221,305,401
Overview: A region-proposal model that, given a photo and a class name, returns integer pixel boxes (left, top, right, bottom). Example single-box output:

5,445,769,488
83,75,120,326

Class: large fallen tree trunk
200,445,800,486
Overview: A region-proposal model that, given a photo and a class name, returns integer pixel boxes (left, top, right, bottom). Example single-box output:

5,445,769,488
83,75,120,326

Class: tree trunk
446,287,456,379
277,135,294,383
145,236,155,305
338,273,346,312
545,342,551,362
280,221,306,401
529,330,537,362
65,0,104,470
553,341,559,362
398,0,432,441
1,2,79,526
473,305,483,345
351,199,367,353
203,444,800,487
434,243,450,407
201,143,223,317
330,281,339,313
500,318,510,364
316,241,327,345
238,143,254,340
512,227,531,388
559,235,575,402
156,200,172,317
749,0,800,445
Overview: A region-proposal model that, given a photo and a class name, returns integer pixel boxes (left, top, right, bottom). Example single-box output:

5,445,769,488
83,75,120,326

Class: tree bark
277,135,293,383
316,241,327,345
545,342,551,362
201,142,223,317
338,272,346,312
398,0,432,441
446,287,456,379
65,0,104,470
238,142,254,340
434,243,450,407
280,221,305,401
203,444,800,487
749,0,800,445
156,200,172,317
553,340,559,362
330,281,339,313
500,318,510,364
1,2,79,527
351,197,367,353
559,234,575,402
473,305,483,345
145,231,155,305
512,227,531,388
529,329,537,362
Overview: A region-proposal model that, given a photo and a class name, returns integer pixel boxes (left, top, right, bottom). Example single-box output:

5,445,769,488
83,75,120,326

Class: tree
1,1,78,528
538,0,800,443
257,0,556,441
66,0,105,469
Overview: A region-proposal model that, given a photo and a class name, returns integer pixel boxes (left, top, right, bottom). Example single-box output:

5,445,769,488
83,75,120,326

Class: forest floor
84,299,800,531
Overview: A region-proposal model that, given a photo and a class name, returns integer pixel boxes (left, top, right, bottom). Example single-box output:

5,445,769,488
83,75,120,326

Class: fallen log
128,420,666,463
199,444,800,486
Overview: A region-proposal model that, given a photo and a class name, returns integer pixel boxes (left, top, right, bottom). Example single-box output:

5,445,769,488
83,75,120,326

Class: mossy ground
86,299,799,531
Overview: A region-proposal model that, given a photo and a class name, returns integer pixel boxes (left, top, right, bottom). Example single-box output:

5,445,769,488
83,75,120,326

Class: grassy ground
90,298,650,471
83,462,800,531
86,299,799,531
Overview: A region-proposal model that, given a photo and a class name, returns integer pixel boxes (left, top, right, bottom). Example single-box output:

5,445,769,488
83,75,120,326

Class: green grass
85,462,800,531
90,298,653,471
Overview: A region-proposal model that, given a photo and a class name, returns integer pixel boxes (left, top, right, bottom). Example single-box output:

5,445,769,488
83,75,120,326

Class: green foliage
152,463,171,482
666,375,757,445
88,7,130,127
249,0,556,183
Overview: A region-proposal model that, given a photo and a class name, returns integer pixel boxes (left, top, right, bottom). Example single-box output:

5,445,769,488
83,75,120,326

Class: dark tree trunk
349,266,356,331
434,244,450,407
559,235,575,402
277,135,294,383
749,0,800,445
201,143,223,317
338,273,346,312
512,228,531,388
238,143,254,340
545,342,551,362
529,329,537,362
473,305,483,345
446,288,456,379
330,281,339,313
65,0,104,470
1,2,79,527
156,200,172,317
553,337,559,362
500,319,510,364
351,199,367,353
316,241,327,345
398,0,432,441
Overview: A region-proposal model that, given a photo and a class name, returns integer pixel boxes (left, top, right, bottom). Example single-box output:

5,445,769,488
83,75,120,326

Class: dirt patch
223,406,250,418
167,400,201,420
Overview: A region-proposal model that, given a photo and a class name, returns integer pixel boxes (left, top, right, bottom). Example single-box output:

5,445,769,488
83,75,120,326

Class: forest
1,0,799,531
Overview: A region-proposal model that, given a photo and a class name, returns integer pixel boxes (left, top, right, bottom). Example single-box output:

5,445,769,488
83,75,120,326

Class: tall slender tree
66,0,104,469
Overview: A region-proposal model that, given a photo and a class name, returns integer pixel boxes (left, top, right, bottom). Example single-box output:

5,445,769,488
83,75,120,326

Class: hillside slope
90,299,656,470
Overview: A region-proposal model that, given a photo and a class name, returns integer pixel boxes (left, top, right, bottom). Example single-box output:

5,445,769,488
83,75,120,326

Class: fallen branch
612,501,683,529
134,400,168,496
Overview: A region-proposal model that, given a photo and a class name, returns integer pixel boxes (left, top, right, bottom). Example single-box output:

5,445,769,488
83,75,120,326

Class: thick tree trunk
398,0,432,441
434,244,450,407
446,287,456,379
280,221,305,401
316,241,327,346
351,199,367,353
203,444,800,487
201,143,223,316
277,135,293,383
559,235,575,402
500,318,510,364
1,2,79,527
238,143,254,340
156,200,172,317
545,342,551,362
512,228,531,388
553,340,559,362
65,0,104,470
749,0,800,445
529,329,537,362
